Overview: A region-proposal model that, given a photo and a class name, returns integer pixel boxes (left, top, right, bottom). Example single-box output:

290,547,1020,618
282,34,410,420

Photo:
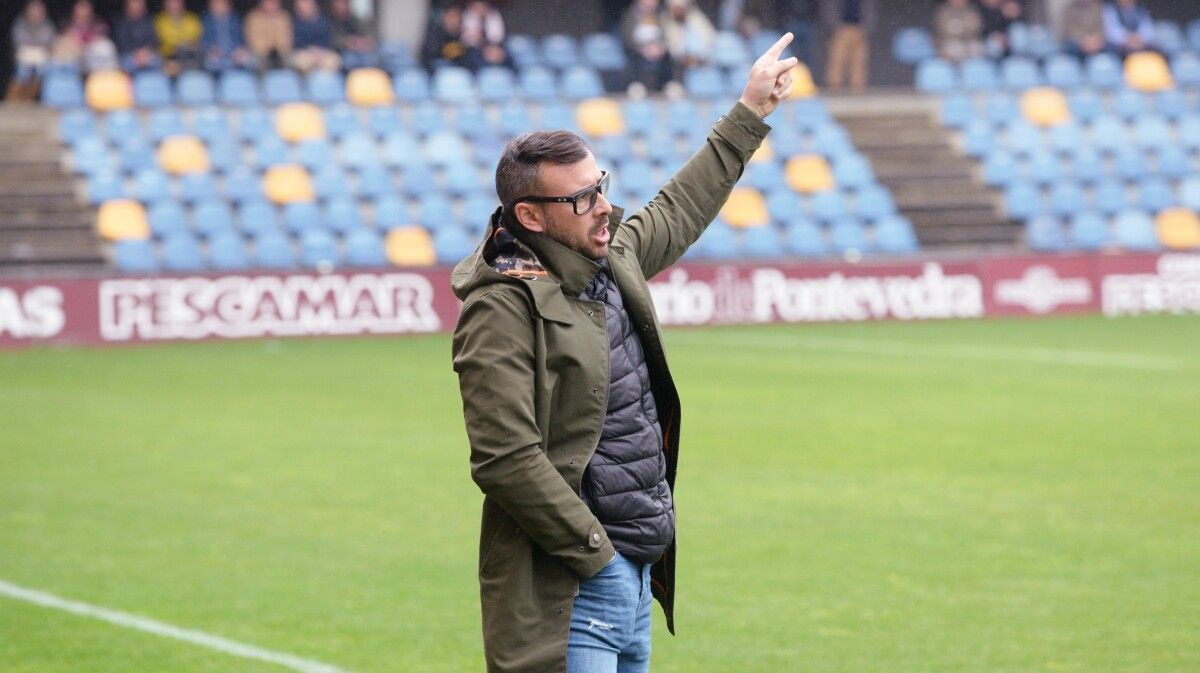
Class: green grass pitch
1,315,1198,672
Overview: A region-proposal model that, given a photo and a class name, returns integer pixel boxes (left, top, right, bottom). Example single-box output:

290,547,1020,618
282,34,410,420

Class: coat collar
503,206,626,298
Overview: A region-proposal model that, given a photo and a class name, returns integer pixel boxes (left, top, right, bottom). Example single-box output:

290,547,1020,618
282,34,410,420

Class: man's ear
513,202,544,233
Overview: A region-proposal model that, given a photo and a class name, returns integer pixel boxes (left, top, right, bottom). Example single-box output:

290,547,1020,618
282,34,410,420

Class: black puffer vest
579,261,675,565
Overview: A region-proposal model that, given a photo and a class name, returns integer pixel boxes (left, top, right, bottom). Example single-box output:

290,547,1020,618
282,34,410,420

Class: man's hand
739,32,799,119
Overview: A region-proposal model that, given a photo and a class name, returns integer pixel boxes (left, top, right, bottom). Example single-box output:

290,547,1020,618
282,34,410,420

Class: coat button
569,458,576,464
577,546,584,552
556,607,564,614
514,527,520,534
592,533,601,542
587,310,594,317
592,387,599,394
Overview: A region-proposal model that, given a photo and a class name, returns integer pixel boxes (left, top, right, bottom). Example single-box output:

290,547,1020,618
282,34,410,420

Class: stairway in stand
0,105,105,274
829,93,1019,250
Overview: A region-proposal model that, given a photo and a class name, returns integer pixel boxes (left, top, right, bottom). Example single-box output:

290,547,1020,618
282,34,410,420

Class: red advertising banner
2,252,1198,349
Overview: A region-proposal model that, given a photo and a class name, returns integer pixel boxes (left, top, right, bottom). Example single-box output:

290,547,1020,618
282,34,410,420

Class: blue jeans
567,551,652,673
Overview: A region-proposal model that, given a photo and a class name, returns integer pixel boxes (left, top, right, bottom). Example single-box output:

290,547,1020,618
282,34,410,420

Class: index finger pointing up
760,32,794,63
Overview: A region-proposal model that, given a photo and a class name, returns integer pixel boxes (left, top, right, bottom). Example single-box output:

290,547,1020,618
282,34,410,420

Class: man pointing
452,34,797,673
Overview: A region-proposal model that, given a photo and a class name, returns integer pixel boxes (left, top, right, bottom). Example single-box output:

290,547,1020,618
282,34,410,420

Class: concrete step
1,146,63,162
0,181,77,197
894,190,1000,210
0,210,93,230
0,193,85,210
909,207,1008,229
0,163,71,181
840,129,950,150
917,223,1020,247
874,162,980,181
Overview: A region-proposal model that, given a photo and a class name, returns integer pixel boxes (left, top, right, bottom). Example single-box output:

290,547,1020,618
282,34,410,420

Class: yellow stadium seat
750,138,774,164
790,63,817,98
1020,87,1071,127
1155,208,1200,249
721,188,769,228
157,135,210,175
275,102,326,142
577,98,625,137
386,226,437,266
263,165,315,204
346,68,395,106
786,155,834,193
85,70,133,111
1125,51,1173,92
97,199,149,241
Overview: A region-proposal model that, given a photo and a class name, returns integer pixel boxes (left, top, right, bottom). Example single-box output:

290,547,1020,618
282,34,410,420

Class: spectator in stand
245,0,293,70
52,0,118,73
1103,0,1157,58
7,0,57,101
202,0,253,71
291,0,340,72
661,0,716,79
980,0,1022,58
330,0,376,69
777,0,817,67
1063,0,1107,58
460,0,513,72
717,0,769,38
822,0,878,92
155,0,203,74
421,4,466,71
622,0,674,94
114,0,158,72
934,0,984,62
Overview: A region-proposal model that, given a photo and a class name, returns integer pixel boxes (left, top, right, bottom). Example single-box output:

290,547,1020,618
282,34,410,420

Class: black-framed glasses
512,171,612,216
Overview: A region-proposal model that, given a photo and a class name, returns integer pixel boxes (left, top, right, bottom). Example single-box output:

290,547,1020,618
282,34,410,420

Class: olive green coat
451,102,769,673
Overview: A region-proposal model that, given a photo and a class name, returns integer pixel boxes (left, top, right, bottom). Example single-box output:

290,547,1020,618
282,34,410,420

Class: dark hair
495,130,591,221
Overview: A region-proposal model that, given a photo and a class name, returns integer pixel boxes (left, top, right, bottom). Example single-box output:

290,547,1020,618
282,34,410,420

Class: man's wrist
737,98,766,119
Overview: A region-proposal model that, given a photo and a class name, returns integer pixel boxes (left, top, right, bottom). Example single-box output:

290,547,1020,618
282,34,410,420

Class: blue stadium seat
829,217,871,252
373,195,408,229
180,172,218,203
1189,19,1200,52
239,199,280,237
496,101,530,137
1024,24,1060,59
810,190,847,221
43,72,84,108
367,105,402,136
294,139,334,171
408,100,444,136
1005,121,1043,156
134,71,172,107
418,193,455,229
1067,89,1103,123
193,199,236,238
712,31,751,68
1089,115,1128,153
1044,54,1083,89
892,27,935,65
384,131,423,170
740,226,781,258
1068,147,1105,184
1028,150,1062,184
314,165,350,200
161,231,204,271
621,100,658,136
1172,52,1200,88
1050,181,1085,216
1112,89,1148,120
519,66,559,101
916,59,956,93
765,189,802,223
356,164,394,199
324,103,358,139
444,161,483,197
284,201,322,233
132,168,171,202
225,166,264,204
253,231,296,268
1086,53,1123,89
964,119,994,157
812,124,854,156
689,222,739,259
344,227,386,267
1137,177,1176,212
784,218,827,256
191,106,230,145
423,130,469,167
299,228,339,267
1001,57,1041,89
984,150,1017,187
306,70,345,104
434,226,477,263
433,66,475,105
380,42,415,72
73,136,114,175
1114,148,1148,181
744,162,784,192
1048,122,1084,155
219,70,259,106
208,230,249,270
105,110,143,143
562,66,604,100
1179,115,1200,153
1005,181,1044,219
1156,20,1187,55
1154,89,1188,120
341,132,381,170
149,109,186,142
960,58,999,91
1133,116,1172,151
477,66,516,103
462,193,499,227
237,106,273,142
941,93,974,128
1026,214,1068,251
1112,209,1160,250
582,33,628,72
541,33,579,70
833,154,874,189
393,68,430,102
1156,145,1191,180
684,66,725,99
263,69,303,104
176,70,215,106
1069,211,1109,250
539,102,577,131
114,239,159,272
57,109,96,145
853,185,897,219
115,138,150,175
1093,179,1129,215
507,34,541,69
148,200,188,238
874,214,919,253
1179,176,1200,211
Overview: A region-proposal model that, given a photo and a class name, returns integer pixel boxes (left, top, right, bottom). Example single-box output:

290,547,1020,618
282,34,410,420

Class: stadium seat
72,136,113,175
1155,145,1190,181
252,231,296,268
57,109,96,144
582,33,627,72
97,199,150,241
1048,122,1084,155
133,71,171,107
941,93,975,128
916,59,956,93
519,66,559,101
379,42,414,71
276,103,326,143
1069,147,1105,184
87,171,125,204
237,106,273,141
433,66,475,105
1001,57,1040,89
874,214,919,253
1066,89,1103,123
1020,87,1070,127
372,195,409,230
382,131,423,170
689,222,739,259
1125,51,1173,92
721,188,769,228
830,217,870,252
282,201,321,234
1114,148,1148,181
1005,181,1044,219
542,33,579,70
1189,19,1200,52
1138,178,1176,212
1086,53,1123,89
345,227,387,267
1155,208,1200,249
786,155,834,193
193,199,235,238
712,31,750,68
43,72,85,108
1113,209,1160,250
208,230,249,270
264,165,315,204
190,107,229,146
386,226,437,266
1027,150,1062,184
1133,116,1172,151
784,218,827,256
892,27,935,64
219,69,259,106
1069,211,1109,249
263,69,303,104
1044,55,1083,89
238,199,280,237
1156,20,1187,55
960,58,999,92
477,67,516,103
740,226,782,258
506,34,541,69
313,165,350,200
433,227,477,263
810,190,847,221
343,68,393,107
301,70,342,105
1050,181,1085,216
148,200,187,238
833,154,873,189
562,66,604,100
114,239,159,272
117,137,157,175
1172,52,1200,88
417,193,455,229
1094,179,1129,215
86,70,134,111
1153,89,1188,121
422,130,469,167
132,167,171,202
157,136,210,175
299,228,339,268
180,172,218,203
1088,115,1128,153
294,139,334,171
684,66,725,99
853,185,897,219
176,70,215,106
983,150,1017,187
577,98,624,137
1180,176,1200,211
160,231,204,271
1026,214,1067,251
393,68,431,102
963,119,994,157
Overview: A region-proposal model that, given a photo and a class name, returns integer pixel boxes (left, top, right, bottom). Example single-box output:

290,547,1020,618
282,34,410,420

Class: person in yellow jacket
154,0,202,74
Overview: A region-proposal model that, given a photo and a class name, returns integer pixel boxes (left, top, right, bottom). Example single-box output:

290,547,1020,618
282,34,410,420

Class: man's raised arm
615,33,798,279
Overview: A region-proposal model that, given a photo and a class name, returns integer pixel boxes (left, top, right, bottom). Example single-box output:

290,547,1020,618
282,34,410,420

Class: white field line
671,332,1184,371
0,579,350,673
